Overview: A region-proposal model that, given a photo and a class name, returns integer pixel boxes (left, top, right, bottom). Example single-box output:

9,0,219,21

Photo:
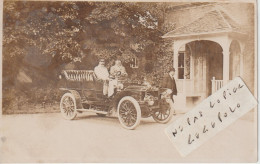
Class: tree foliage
3,1,176,112
4,1,176,82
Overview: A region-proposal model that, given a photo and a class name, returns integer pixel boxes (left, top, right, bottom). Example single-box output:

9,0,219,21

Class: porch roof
162,9,243,38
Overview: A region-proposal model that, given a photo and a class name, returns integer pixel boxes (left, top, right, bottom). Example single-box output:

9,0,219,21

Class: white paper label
165,77,258,157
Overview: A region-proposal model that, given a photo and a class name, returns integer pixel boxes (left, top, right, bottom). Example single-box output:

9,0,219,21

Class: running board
76,109,108,114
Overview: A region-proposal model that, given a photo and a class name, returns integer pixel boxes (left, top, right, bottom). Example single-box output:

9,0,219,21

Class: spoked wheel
117,96,141,130
60,93,77,120
152,100,174,124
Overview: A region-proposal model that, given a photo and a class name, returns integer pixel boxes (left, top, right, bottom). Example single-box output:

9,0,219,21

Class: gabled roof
165,2,214,11
162,9,243,38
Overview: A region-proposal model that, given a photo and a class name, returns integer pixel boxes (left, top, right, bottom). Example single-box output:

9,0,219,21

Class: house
162,3,255,111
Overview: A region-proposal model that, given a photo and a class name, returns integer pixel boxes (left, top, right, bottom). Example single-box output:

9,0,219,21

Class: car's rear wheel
117,96,141,130
60,93,77,120
152,100,174,124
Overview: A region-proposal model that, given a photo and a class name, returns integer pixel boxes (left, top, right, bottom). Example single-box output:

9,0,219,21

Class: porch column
239,42,245,78
173,47,179,78
223,47,230,85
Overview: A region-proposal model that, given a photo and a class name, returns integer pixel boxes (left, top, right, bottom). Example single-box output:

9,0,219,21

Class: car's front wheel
117,96,141,130
152,99,174,124
60,93,77,120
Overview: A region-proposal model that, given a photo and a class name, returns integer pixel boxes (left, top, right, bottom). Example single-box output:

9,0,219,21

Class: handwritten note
165,77,257,157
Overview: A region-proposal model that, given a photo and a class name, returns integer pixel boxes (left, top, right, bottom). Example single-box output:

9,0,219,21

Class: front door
206,42,223,96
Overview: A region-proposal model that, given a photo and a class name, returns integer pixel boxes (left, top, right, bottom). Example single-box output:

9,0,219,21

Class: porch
175,77,225,109
175,78,224,98
162,8,246,112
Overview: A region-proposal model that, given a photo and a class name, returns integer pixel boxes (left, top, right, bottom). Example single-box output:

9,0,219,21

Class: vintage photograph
0,0,257,162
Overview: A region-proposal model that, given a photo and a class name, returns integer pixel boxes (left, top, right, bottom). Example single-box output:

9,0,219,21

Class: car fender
112,91,140,110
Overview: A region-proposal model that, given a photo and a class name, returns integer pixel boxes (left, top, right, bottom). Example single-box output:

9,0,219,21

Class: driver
110,60,128,78
106,60,128,97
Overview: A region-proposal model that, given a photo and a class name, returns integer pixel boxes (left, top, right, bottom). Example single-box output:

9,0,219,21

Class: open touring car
59,70,174,130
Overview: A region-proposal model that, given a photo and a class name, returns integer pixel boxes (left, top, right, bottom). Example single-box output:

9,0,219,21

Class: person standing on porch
160,68,177,113
160,68,178,99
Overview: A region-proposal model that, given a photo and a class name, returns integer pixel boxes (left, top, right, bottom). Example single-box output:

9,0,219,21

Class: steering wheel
116,71,121,76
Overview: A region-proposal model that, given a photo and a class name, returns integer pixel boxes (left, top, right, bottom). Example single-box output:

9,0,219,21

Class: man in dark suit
160,68,178,101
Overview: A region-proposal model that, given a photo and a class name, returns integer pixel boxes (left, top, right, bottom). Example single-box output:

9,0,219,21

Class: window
130,57,138,68
178,52,184,79
177,44,191,79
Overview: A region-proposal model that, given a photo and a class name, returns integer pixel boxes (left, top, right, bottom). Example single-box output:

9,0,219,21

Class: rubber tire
117,96,141,130
60,93,77,120
152,105,174,124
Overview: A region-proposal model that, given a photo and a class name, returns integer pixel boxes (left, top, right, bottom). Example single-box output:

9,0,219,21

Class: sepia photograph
0,0,257,162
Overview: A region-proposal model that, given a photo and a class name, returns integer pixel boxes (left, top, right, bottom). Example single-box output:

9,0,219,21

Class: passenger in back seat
94,59,109,96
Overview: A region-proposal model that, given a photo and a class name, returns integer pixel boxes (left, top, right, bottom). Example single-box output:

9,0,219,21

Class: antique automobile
59,70,174,130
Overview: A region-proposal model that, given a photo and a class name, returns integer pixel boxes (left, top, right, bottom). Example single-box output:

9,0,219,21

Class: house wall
165,2,255,93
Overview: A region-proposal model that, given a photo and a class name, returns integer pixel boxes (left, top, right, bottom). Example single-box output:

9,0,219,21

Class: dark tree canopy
3,2,176,112
2,2,255,115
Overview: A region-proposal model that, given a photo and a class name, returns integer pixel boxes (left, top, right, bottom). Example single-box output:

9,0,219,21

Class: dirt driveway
0,111,256,162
